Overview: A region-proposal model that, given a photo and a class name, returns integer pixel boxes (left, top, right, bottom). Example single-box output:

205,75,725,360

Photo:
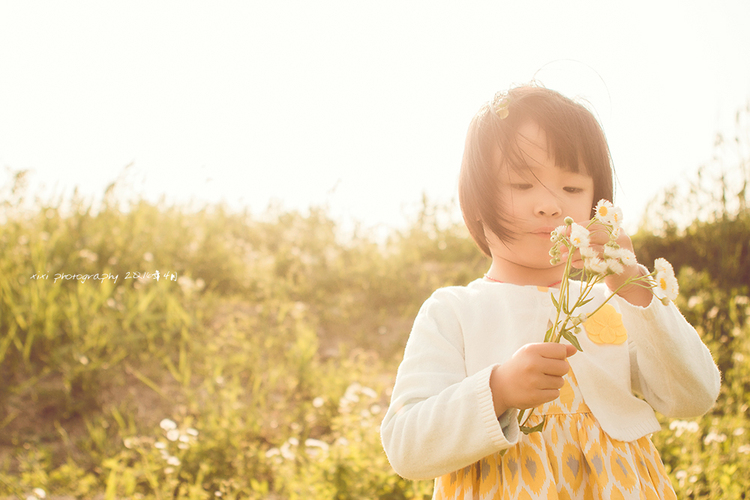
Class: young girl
380,85,721,499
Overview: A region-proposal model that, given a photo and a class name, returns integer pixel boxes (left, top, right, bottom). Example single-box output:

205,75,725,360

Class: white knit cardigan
380,278,721,481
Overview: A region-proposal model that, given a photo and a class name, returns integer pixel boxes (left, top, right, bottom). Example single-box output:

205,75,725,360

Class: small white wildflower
79,355,89,365
652,259,679,301
33,489,46,499
655,271,679,302
654,258,673,275
703,431,727,445
167,456,181,466
669,420,699,437
370,404,382,415
594,200,615,224
167,429,180,442
603,245,621,260
265,447,280,458
568,223,590,249
186,428,199,437
611,207,623,227
160,419,177,431
618,249,637,267
579,246,597,259
179,434,190,443
154,441,167,450
360,386,378,399
305,438,330,452
584,256,608,275
164,467,174,474
738,444,750,454
312,397,325,408
675,469,688,487
606,259,625,275
280,441,296,460
733,427,745,436
178,443,189,450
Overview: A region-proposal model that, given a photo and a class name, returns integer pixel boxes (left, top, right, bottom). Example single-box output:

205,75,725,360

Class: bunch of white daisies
549,199,678,303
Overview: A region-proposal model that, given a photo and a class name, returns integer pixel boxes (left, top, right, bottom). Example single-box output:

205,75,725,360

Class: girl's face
485,121,595,283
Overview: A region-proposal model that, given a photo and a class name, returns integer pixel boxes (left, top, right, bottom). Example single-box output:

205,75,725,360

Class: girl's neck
484,263,564,288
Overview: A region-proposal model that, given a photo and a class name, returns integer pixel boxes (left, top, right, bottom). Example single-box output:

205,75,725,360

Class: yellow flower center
598,206,609,216
659,277,668,290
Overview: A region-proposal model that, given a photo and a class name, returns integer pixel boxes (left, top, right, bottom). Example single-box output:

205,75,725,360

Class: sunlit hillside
1,105,749,499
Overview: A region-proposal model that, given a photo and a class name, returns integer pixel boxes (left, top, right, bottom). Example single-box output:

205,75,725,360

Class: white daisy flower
594,199,615,224
655,270,679,301
584,256,609,275
579,246,597,259
568,223,590,249
654,257,673,275
618,249,637,267
160,419,177,431
611,207,624,228
606,259,625,275
652,258,679,301
602,244,621,260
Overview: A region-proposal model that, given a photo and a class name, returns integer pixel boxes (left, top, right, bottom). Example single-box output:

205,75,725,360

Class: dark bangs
459,85,614,257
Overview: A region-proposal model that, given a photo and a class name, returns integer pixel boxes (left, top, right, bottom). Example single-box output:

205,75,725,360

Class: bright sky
1,1,749,236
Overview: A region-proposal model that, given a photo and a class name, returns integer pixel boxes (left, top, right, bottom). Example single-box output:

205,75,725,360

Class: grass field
1,162,749,498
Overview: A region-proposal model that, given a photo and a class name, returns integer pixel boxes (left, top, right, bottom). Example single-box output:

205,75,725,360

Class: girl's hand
561,222,652,307
490,343,577,416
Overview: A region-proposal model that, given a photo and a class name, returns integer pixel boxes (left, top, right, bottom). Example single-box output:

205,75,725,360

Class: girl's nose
536,198,561,217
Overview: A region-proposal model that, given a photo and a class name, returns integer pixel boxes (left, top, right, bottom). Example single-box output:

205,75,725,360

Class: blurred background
1,1,749,498
1,0,749,233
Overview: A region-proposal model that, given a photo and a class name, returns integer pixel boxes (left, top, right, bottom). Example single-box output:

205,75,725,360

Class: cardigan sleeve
619,294,721,418
380,289,519,480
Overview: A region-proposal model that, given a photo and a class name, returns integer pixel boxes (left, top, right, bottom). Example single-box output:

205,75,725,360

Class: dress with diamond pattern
432,370,677,500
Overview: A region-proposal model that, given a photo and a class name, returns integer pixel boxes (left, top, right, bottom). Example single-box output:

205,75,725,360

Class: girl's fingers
542,359,571,377
541,374,566,390
533,342,574,360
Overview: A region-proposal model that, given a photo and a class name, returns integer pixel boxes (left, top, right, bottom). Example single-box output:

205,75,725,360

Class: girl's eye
512,183,533,190
563,187,584,194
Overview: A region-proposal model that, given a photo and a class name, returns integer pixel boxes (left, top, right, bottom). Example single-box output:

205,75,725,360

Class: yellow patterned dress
432,370,677,500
